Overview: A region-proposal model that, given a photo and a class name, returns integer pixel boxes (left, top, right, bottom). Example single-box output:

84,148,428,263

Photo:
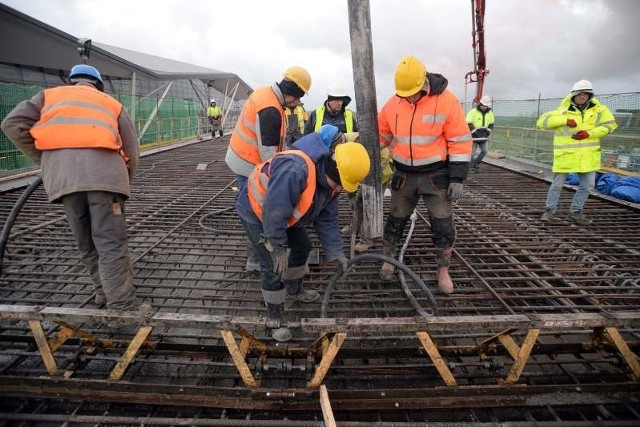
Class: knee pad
430,215,456,248
383,215,409,244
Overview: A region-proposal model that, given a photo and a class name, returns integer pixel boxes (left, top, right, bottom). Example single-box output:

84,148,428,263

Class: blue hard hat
69,64,103,84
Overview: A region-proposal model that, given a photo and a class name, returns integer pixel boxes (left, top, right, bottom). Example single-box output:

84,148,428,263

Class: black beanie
279,79,305,98
324,157,341,186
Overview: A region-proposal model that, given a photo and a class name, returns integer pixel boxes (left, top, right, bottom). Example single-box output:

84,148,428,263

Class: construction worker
304,84,357,135
378,56,472,294
1,64,152,313
236,125,370,342
207,99,223,138
284,102,308,147
538,79,617,225
225,66,312,272
466,95,495,173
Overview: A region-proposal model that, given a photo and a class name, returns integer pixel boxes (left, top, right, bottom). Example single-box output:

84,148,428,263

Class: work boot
568,211,593,225
266,303,292,342
284,279,319,303
379,238,396,281
436,248,454,294
340,225,352,235
540,210,556,222
106,302,154,329
354,237,373,253
94,291,107,306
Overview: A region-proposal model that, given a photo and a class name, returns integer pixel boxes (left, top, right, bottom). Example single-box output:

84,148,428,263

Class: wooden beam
505,329,540,384
417,332,457,386
308,333,346,388
319,384,337,427
604,327,640,380
109,326,153,381
220,329,259,387
28,320,58,376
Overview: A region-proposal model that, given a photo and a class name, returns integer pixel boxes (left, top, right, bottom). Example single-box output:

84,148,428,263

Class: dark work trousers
388,169,455,248
61,191,136,309
239,215,312,292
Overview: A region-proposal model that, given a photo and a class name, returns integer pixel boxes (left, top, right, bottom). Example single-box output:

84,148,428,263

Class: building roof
0,3,253,99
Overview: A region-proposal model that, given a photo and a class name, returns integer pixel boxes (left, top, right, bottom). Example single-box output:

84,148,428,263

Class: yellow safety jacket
285,105,307,134
537,95,617,173
207,105,222,118
313,107,354,133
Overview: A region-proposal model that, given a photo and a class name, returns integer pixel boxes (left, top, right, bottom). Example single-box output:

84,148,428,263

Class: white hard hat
327,84,348,98
210,99,217,103
571,79,594,95
479,95,492,107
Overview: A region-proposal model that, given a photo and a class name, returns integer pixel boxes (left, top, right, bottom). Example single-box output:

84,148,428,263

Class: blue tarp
595,173,620,196
611,177,640,203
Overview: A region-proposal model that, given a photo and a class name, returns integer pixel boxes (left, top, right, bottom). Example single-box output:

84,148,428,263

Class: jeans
545,171,596,214
238,216,312,292
471,141,489,167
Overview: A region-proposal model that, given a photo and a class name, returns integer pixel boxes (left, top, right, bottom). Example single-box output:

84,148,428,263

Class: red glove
571,131,589,140
566,118,577,128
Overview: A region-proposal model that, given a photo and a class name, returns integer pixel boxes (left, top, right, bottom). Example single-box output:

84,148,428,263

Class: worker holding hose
1,64,152,313
377,56,473,294
236,125,370,342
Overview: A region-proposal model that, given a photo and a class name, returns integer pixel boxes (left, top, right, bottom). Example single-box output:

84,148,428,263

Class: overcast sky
3,0,640,109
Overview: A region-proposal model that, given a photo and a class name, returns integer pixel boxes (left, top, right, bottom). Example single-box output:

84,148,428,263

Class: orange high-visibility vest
378,92,472,167
229,86,285,167
30,85,123,152
247,150,316,227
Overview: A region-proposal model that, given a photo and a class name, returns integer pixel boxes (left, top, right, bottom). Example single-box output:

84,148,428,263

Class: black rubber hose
0,177,43,274
320,253,438,318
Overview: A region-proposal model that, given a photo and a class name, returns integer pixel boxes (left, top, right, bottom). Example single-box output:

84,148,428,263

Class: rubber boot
284,279,319,303
436,247,454,294
266,303,292,342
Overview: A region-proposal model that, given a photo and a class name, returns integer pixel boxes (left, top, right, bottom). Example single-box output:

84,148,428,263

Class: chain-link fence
463,92,640,173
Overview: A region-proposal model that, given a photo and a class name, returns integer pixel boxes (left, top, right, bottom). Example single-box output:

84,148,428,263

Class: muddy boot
436,247,454,294
379,239,396,282
284,279,319,303
94,290,107,306
266,303,292,342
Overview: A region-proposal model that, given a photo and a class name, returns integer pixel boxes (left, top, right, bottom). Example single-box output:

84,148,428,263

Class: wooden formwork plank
604,327,640,380
498,334,521,360
417,331,457,386
505,329,540,384
47,325,75,353
220,329,259,388
28,320,58,376
307,333,346,388
319,384,337,427
109,326,153,381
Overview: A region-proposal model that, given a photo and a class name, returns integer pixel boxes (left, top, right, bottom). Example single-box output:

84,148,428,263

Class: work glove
264,240,288,275
566,118,577,128
447,182,464,202
571,130,589,140
335,255,349,273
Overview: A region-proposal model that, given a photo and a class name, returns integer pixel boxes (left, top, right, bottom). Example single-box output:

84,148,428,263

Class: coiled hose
320,253,438,318
0,177,43,274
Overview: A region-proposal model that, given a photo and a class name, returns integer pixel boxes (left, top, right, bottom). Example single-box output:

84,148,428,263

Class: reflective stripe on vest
247,150,316,227
229,86,285,167
30,85,122,152
313,107,354,132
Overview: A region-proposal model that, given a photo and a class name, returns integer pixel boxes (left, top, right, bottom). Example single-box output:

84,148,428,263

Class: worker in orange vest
378,56,473,294
1,64,152,313
226,66,312,273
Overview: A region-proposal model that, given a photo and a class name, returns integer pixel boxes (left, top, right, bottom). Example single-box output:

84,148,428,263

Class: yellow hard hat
334,142,371,193
283,66,312,94
394,56,427,97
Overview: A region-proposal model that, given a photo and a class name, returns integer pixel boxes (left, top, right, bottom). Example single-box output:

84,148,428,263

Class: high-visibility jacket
537,94,617,173
226,85,285,177
207,105,222,118
285,105,307,134
313,106,354,133
247,150,316,226
466,107,495,141
30,85,123,153
378,85,472,174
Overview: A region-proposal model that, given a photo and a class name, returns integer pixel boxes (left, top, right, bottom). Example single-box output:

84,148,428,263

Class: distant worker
226,66,312,272
236,126,370,341
1,64,152,313
466,95,495,173
304,83,357,135
377,56,472,294
537,79,617,225
207,99,223,138
284,102,308,148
